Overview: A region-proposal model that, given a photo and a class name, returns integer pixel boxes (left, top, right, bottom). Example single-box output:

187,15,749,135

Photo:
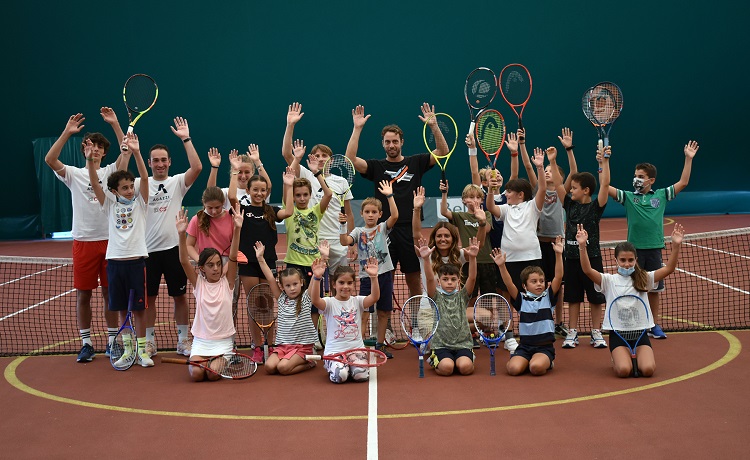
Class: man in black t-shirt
345,103,447,298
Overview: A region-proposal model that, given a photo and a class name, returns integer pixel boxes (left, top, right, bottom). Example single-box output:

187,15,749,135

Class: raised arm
171,117,203,187
558,128,577,192
412,186,426,242
247,144,271,195
227,149,240,207
362,257,381,309
254,242,281,298
378,180,398,229
226,202,243,291
415,238,436,297
176,209,198,287
576,225,602,286
463,237,480,296
309,258,327,310
485,176,502,218
547,146,567,204
532,148,547,211
276,167,296,220
345,105,371,174
673,141,699,194
550,236,564,294
597,145,611,207
467,134,481,186
100,107,127,171
418,103,447,161
45,113,86,177
491,248,517,301
439,179,452,221
206,147,221,189
507,131,520,181
654,223,684,282
85,139,106,205
518,129,537,188
282,102,304,166
128,134,149,204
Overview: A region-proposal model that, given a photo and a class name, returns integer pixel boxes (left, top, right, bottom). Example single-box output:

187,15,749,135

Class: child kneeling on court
309,257,380,383
491,236,564,376
577,223,684,378
177,206,242,382
415,236,480,376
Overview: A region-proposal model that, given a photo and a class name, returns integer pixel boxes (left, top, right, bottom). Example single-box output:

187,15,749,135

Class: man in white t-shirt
44,108,126,363
134,117,202,357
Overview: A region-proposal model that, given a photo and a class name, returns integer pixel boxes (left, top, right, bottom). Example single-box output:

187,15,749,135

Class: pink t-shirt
191,275,236,340
187,211,234,256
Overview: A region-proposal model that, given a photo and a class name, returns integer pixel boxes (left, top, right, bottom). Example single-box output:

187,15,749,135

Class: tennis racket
499,64,532,130
596,81,623,147
473,293,512,376
161,352,258,379
323,155,355,234
385,292,409,350
306,348,388,367
400,295,440,378
475,109,507,171
608,294,650,378
582,85,618,150
247,282,277,362
121,74,158,150
423,113,458,185
464,67,498,136
110,290,138,371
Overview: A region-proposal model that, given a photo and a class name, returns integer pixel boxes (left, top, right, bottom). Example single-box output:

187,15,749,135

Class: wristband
312,276,322,281
478,221,487,227
565,145,575,151
231,171,239,175
256,163,264,169
510,152,519,157
211,165,219,169
182,137,192,143
468,148,477,157
386,193,394,198
314,170,323,177
228,258,237,263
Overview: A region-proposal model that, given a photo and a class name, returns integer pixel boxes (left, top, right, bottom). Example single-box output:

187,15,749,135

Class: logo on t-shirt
385,166,413,183
156,184,168,194
650,198,661,208
239,195,252,206
333,308,358,339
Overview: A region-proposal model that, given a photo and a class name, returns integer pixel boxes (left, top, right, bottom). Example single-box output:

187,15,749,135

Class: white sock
177,325,188,342
107,328,118,346
80,329,92,346
146,327,155,342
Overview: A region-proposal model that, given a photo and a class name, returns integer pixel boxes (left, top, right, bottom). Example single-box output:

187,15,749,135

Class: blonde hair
461,183,485,200
361,197,382,212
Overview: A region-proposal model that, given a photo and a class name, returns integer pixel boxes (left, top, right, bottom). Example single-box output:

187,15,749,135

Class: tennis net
1,227,748,356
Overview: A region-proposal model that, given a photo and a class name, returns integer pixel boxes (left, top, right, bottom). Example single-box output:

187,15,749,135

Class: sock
80,329,92,346
177,325,188,342
123,334,134,355
137,337,148,356
107,328,118,346
146,327,155,343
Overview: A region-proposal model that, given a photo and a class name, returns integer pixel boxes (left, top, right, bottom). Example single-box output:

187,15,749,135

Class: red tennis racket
475,109,506,169
161,352,258,379
306,348,388,367
499,64,532,130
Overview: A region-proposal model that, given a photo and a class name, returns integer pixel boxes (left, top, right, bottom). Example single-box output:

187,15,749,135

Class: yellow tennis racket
423,112,458,186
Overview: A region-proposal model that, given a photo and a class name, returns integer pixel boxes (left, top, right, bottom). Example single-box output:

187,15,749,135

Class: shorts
504,259,543,294
190,336,234,358
72,239,109,290
273,343,314,360
325,238,349,272
145,246,187,297
325,358,369,383
636,248,665,292
462,262,500,297
563,257,606,305
387,225,420,274
608,330,652,351
433,348,474,363
512,342,555,363
106,258,147,311
539,240,562,283
359,271,394,313
238,260,278,279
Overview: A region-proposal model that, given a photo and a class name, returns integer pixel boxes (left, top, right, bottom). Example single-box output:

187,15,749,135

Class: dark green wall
5,1,748,234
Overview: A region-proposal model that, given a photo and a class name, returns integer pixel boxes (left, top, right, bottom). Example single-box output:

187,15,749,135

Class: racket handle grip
306,355,322,361
340,204,347,234
598,139,604,150
419,356,424,378
468,121,475,137
490,358,496,376
161,358,188,364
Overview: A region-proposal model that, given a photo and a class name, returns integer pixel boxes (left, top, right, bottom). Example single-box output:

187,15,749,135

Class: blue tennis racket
608,294,650,378
473,293,512,376
110,290,138,371
400,295,439,378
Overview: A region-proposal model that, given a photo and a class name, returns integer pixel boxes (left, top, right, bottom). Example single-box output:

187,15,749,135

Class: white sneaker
590,329,607,348
562,329,579,348
145,340,158,357
138,353,154,367
176,338,192,357
504,337,519,353
113,352,134,368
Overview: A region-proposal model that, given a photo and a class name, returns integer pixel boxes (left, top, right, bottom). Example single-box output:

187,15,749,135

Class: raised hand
473,205,486,224
684,140,699,159
557,127,573,149
208,147,221,168
506,131,518,152
439,179,448,194
546,146,558,162
282,166,296,186
175,208,189,233
352,105,371,129
338,211,347,224
465,133,476,150
227,149,244,171
65,113,85,135
170,117,190,141
518,128,526,144
487,175,501,191
319,239,330,259
254,241,266,260
100,107,118,125
413,237,435,259
413,186,426,209
232,202,244,228
418,102,437,126
364,257,379,277
671,223,685,245
552,235,564,254
311,258,326,278
287,102,304,125
377,179,393,197
124,132,140,153
291,139,306,164
575,224,588,247
247,144,261,164
532,147,545,168
464,236,480,258
491,248,507,266
83,138,95,160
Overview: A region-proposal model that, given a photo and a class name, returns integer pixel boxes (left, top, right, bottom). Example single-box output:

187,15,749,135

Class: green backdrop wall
4,1,749,238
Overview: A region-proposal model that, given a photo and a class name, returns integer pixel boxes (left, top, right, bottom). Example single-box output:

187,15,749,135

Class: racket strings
248,286,276,326
424,114,458,160
124,76,157,112
220,354,256,378
323,156,355,194
500,66,532,105
474,296,511,338
476,111,505,155
610,295,650,335
597,82,623,120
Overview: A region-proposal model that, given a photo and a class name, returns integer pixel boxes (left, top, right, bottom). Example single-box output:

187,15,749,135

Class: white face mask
633,177,645,192
523,290,547,301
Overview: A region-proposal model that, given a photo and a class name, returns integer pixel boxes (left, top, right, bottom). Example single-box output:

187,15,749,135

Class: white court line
675,267,749,295
0,288,76,322
684,241,750,260
0,263,69,287
367,354,379,460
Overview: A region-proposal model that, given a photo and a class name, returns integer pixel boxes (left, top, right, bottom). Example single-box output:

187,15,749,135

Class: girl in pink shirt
186,186,235,261
177,204,243,382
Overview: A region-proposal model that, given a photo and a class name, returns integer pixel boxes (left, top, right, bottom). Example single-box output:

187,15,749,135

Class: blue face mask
618,266,636,276
116,195,135,205
437,286,458,296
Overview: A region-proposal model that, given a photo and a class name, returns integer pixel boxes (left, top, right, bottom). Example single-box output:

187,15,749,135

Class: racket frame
121,74,158,145
384,292,409,350
422,113,458,185
608,294,650,378
400,295,440,378
474,109,507,170
306,348,387,367
161,353,258,379
473,293,512,376
110,290,138,371
247,283,277,362
464,67,498,136
322,154,355,235
498,63,532,130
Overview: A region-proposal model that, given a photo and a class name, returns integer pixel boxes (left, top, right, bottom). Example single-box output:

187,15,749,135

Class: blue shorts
107,258,147,311
513,342,555,364
359,271,394,313
636,248,665,292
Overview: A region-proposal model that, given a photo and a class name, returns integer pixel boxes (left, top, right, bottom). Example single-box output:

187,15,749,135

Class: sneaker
251,347,264,364
76,344,95,363
562,329,579,348
138,353,154,367
375,343,394,359
145,340,158,357
176,338,192,357
427,350,439,369
109,342,123,359
555,322,570,337
472,334,482,349
504,337,519,353
590,329,607,348
648,324,667,339
114,352,134,368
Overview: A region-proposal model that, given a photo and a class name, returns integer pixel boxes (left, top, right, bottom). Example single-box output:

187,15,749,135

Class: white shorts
325,238,350,271
190,336,234,359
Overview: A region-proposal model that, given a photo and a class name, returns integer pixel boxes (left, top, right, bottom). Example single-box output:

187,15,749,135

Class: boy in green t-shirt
607,140,699,338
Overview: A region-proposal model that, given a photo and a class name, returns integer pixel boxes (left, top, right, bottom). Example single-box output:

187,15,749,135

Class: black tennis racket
161,352,258,379
400,295,439,378
122,74,158,150
473,293,512,376
475,109,506,170
247,283,277,362
583,85,616,151
499,64,532,130
464,67,498,136
608,294,650,378
110,290,138,371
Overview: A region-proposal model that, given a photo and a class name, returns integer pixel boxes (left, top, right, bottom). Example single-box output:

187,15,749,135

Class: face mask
618,266,636,276
437,286,458,296
116,195,134,205
633,177,645,192
523,290,547,301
